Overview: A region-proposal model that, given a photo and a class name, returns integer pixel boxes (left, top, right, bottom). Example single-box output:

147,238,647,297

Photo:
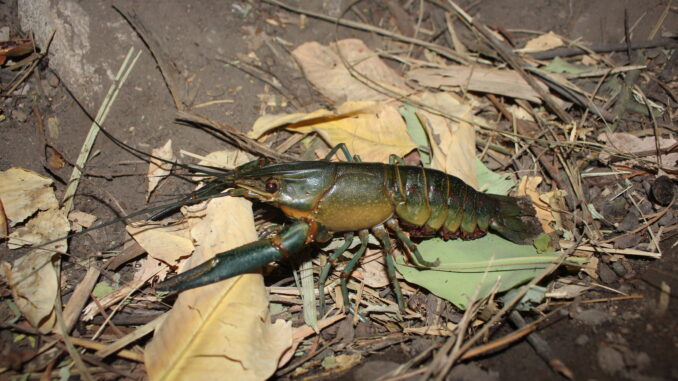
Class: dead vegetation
0,1,676,380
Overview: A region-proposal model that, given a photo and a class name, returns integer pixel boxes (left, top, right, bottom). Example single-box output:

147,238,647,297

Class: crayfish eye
265,179,279,193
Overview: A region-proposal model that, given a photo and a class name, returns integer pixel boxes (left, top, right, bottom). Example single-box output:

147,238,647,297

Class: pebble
597,346,625,375
611,261,628,277
448,363,500,381
575,334,589,346
658,210,674,226
598,262,618,284
617,209,639,232
614,234,641,250
355,361,400,380
12,109,27,123
574,309,609,325
651,176,674,206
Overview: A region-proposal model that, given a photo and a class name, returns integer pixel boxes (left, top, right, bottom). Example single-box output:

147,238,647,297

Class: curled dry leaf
415,92,479,188
147,139,175,200
145,197,292,381
8,208,70,249
355,250,389,288
292,39,408,103
127,221,194,268
407,66,546,103
1,250,58,333
0,168,59,227
515,31,564,53
517,176,555,233
250,101,416,163
598,132,678,173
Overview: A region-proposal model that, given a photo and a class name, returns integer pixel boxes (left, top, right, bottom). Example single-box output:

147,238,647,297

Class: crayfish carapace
155,144,542,312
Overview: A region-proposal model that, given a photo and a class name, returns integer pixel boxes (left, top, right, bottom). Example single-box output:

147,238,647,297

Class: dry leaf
516,31,564,53
68,210,97,231
415,92,478,188
145,197,292,381
517,176,554,233
147,139,175,200
251,101,416,163
407,66,546,103
292,39,408,102
1,250,58,333
355,250,389,288
127,222,194,267
598,132,678,172
0,168,59,227
8,208,70,250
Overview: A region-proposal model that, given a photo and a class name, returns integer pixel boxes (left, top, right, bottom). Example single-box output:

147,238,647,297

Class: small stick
96,313,166,359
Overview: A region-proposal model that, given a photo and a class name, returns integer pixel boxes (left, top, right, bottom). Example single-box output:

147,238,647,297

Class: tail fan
486,194,542,245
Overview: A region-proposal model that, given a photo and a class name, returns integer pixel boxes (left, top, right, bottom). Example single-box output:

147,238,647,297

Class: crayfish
155,144,541,312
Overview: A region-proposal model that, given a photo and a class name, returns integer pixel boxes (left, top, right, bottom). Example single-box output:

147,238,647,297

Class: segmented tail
486,194,542,244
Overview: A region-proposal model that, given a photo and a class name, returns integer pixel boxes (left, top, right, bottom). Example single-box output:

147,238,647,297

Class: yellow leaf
145,197,292,381
0,168,58,227
251,101,416,163
517,176,554,233
292,39,408,102
8,208,70,250
1,250,58,333
415,92,478,188
516,31,564,53
127,222,194,267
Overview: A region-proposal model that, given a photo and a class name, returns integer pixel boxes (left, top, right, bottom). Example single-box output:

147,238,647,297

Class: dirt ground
1,0,677,380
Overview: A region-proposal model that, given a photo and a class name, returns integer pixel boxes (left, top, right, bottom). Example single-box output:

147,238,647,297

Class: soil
1,1,676,380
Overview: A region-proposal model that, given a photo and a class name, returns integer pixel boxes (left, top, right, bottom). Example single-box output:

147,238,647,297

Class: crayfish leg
338,230,369,313
386,218,440,268
372,224,405,313
318,232,354,316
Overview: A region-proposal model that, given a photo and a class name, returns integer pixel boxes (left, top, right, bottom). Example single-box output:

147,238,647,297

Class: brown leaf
292,39,408,102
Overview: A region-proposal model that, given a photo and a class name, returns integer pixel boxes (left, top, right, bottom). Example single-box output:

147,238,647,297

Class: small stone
448,363,500,381
598,346,625,375
598,262,618,284
12,109,27,123
658,210,674,226
0,26,9,41
574,309,609,325
47,72,60,88
575,334,589,346
355,361,400,380
634,352,650,370
613,234,641,250
651,176,674,206
617,209,639,232
611,261,627,277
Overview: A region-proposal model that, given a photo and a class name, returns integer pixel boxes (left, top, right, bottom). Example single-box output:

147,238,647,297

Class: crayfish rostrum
155,144,542,312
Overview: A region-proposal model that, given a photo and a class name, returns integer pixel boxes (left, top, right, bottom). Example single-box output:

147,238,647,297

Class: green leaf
532,233,552,253
92,282,115,298
400,104,431,166
543,57,590,74
502,286,547,311
395,234,560,310
476,159,514,195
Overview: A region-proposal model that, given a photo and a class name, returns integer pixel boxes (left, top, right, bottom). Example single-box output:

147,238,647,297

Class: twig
96,313,165,359
61,47,141,213
62,266,101,333
261,0,470,64
527,38,678,60
175,111,297,161
509,311,574,379
443,0,573,123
